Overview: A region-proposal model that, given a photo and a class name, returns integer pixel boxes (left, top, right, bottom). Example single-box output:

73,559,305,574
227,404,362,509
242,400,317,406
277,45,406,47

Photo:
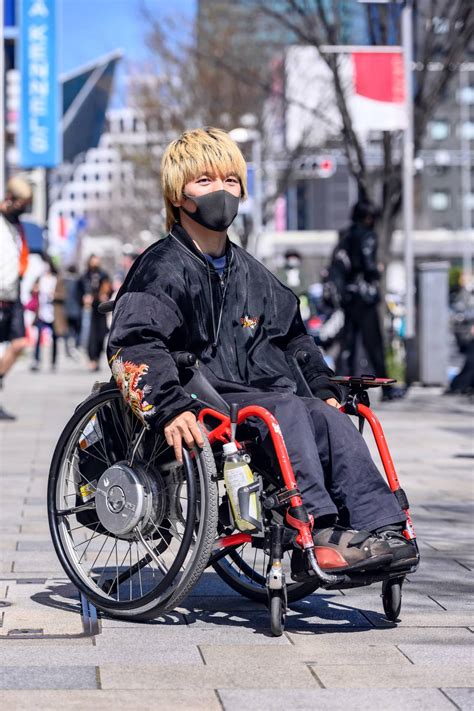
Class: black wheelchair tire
382,576,403,622
48,386,218,619
269,591,286,637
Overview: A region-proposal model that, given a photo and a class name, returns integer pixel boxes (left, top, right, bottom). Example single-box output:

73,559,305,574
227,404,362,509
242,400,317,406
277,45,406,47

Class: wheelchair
48,339,419,636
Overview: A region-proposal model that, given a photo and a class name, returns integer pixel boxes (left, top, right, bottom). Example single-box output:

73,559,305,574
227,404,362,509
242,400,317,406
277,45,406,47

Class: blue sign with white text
19,0,61,167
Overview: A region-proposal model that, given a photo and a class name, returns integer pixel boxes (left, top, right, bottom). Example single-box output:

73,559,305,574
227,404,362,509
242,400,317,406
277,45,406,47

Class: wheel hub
107,486,126,514
95,462,165,537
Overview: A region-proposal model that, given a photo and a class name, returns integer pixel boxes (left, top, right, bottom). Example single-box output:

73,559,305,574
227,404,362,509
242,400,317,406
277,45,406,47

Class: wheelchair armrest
330,376,396,390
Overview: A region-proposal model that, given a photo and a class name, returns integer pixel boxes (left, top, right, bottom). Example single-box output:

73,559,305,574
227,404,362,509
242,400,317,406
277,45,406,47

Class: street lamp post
401,0,417,383
0,0,5,199
460,64,473,291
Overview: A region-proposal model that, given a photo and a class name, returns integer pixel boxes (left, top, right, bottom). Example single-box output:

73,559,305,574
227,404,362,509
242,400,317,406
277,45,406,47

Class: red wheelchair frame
199,375,417,582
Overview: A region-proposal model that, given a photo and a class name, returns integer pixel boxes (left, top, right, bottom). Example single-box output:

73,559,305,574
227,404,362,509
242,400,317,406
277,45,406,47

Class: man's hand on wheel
325,398,341,409
164,411,204,464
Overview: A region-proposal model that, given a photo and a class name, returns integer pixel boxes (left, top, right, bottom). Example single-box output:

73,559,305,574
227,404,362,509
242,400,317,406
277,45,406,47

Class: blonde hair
161,127,248,231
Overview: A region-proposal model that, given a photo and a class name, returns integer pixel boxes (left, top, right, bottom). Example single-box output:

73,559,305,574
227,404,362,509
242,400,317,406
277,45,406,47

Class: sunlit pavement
0,353,473,709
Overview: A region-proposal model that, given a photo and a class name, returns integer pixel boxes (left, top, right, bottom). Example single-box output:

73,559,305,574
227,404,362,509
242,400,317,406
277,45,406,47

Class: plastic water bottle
223,441,261,532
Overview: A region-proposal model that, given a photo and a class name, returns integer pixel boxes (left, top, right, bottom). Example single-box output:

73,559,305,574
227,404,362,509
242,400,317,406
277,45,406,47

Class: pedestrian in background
78,255,112,371
0,176,32,420
335,200,404,401
31,256,59,372
63,265,82,354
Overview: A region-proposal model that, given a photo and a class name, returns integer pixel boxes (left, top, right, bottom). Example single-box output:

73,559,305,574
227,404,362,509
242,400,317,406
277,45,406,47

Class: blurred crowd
0,176,138,421
277,201,474,401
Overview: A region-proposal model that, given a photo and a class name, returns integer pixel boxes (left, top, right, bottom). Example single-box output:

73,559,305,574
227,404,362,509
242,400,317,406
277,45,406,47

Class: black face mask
181,190,239,232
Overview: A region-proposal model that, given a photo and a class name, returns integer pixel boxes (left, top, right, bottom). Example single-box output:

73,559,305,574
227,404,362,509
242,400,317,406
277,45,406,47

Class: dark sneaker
291,526,393,581
0,405,16,421
377,530,419,571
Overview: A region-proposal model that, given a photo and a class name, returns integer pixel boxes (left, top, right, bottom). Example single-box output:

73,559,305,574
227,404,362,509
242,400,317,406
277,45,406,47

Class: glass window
430,120,450,141
460,86,474,104
430,191,450,210
461,122,474,140
463,194,474,210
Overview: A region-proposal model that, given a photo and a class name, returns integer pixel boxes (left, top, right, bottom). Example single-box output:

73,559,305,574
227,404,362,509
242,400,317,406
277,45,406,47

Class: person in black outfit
107,127,417,578
78,255,111,371
64,265,82,352
337,200,405,401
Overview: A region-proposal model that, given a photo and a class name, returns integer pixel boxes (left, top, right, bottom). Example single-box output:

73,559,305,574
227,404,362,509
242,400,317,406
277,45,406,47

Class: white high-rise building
48,108,165,261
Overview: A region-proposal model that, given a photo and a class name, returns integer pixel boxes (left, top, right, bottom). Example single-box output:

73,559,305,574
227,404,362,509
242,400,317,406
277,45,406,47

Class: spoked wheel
48,386,218,619
269,590,286,637
212,516,319,605
382,576,404,622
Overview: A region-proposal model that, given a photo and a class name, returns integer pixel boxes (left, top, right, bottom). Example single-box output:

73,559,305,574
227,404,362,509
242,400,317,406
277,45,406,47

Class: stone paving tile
0,665,97,689
18,523,51,535
96,627,292,646
361,610,474,628
1,640,203,665
311,663,473,689
218,687,455,711
441,687,474,709
16,540,56,552
1,637,93,646
200,643,408,666
0,607,83,636
398,642,474,665
0,536,22,552
0,689,221,710
429,595,474,612
286,626,474,646
11,552,63,573
99,662,316,690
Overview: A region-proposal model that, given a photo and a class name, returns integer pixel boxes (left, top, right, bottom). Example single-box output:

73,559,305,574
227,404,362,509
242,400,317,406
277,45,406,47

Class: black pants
222,391,405,532
341,299,387,378
34,319,57,366
88,311,108,362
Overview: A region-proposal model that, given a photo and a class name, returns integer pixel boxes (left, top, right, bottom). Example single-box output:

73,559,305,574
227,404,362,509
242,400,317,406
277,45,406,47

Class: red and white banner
350,50,407,132
284,46,407,149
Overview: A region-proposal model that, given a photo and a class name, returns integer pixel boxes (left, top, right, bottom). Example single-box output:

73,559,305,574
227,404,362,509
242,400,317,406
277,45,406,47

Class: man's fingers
189,420,205,448
164,428,174,448
172,430,183,463
178,423,196,449
164,412,205,462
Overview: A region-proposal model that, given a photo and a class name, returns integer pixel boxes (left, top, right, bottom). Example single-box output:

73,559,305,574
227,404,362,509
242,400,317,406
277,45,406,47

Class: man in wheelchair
107,127,417,581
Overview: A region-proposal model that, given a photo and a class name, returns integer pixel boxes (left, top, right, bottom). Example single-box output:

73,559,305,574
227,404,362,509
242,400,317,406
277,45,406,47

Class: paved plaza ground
0,354,473,710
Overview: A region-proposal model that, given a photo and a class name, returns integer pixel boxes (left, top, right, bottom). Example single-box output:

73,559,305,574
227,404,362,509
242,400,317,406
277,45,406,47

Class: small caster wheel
382,577,403,622
269,591,286,637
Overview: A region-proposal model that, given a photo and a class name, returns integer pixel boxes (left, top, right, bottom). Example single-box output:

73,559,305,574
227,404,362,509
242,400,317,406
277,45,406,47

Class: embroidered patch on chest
240,315,259,330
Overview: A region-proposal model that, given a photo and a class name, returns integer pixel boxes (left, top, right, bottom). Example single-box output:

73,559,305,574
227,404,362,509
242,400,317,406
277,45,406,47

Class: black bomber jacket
107,224,341,432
